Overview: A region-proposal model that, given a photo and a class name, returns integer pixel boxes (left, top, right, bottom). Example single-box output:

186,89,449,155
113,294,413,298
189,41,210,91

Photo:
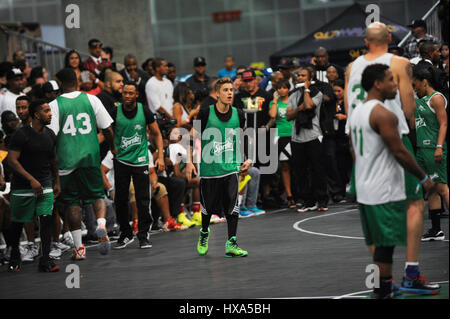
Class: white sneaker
210,214,225,223
21,244,38,262
62,232,74,248
49,247,62,259
53,241,70,254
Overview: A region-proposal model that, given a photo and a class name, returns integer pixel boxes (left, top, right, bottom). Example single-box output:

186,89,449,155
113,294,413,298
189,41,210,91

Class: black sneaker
421,228,445,241
38,259,60,273
400,274,441,295
297,203,318,213
113,235,134,250
8,259,21,273
139,237,152,249
370,291,394,299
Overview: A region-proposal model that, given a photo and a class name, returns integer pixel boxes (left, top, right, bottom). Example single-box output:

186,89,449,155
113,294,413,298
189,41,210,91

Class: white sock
72,230,82,248
97,218,106,228
238,195,243,206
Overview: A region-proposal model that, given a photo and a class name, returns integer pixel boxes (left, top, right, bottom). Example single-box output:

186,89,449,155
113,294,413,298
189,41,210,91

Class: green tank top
415,92,447,150
200,105,240,177
115,103,149,166
271,100,292,137
55,92,100,170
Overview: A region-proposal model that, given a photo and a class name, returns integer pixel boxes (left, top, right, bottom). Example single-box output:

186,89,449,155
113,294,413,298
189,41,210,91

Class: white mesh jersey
346,53,409,135
349,99,406,205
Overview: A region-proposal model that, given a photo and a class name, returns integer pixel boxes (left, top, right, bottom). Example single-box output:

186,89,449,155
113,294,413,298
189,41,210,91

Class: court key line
293,209,364,240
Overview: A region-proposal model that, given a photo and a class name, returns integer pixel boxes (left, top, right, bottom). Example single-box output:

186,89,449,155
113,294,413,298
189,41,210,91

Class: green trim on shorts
416,147,448,185
59,167,105,207
402,136,423,199
359,200,407,247
10,188,54,223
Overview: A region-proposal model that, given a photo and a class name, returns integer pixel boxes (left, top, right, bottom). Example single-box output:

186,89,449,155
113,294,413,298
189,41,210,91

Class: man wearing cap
0,69,26,125
278,58,295,88
402,19,441,59
42,81,61,103
186,57,211,96
82,39,112,77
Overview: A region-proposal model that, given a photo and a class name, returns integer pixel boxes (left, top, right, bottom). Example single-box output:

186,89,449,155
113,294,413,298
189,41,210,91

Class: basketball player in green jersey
49,68,116,260
185,77,252,257
412,67,448,242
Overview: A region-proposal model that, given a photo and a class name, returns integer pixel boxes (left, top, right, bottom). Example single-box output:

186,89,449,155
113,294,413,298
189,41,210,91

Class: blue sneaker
400,274,440,295
239,207,255,218
248,207,265,216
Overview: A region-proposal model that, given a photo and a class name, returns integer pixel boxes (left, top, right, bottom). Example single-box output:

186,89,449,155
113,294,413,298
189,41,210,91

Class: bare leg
406,198,425,263
24,222,35,243
157,195,171,223
52,207,61,242
281,161,292,197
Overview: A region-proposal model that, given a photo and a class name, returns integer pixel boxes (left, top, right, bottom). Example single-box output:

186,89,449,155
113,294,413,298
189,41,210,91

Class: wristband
304,89,310,93
436,145,443,148
415,175,429,194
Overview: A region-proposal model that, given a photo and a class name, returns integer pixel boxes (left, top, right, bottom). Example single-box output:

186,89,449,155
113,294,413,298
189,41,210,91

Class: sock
179,204,185,214
374,276,393,297
72,229,82,248
430,209,441,231
226,214,239,239
96,218,106,228
193,202,201,213
405,262,419,280
238,195,243,206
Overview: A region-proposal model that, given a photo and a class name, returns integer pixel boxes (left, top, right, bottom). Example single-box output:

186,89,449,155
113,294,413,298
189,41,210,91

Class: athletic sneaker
139,237,152,249
62,232,74,248
197,228,210,256
225,237,248,258
114,234,135,250
38,259,60,272
95,226,111,255
162,218,188,231
49,247,62,260
191,212,202,226
248,207,265,215
400,274,441,295
71,245,86,261
370,291,394,299
239,207,255,218
318,206,329,212
8,259,21,273
297,204,318,213
177,212,195,228
53,241,71,254
421,229,445,241
22,243,39,262
210,214,225,223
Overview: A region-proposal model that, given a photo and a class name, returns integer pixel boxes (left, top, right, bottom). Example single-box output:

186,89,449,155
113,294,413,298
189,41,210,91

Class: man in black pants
112,83,165,249
186,77,252,257
7,99,60,272
286,67,329,212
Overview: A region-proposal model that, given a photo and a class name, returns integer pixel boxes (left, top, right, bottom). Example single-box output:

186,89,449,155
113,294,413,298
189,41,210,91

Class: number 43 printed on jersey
62,113,92,136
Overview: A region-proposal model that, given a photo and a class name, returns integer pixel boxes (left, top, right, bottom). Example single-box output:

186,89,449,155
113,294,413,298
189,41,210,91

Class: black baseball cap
278,57,294,70
407,19,427,29
42,80,60,93
241,69,256,81
6,68,24,80
193,56,206,66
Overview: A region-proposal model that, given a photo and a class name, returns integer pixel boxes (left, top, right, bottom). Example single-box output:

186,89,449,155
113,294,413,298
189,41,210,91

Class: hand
422,178,437,198
107,189,115,200
304,80,311,90
111,148,118,159
310,57,317,65
155,156,166,173
434,148,443,163
30,178,43,195
240,159,252,172
53,182,61,199
335,113,346,120
273,91,279,101
96,61,108,72
151,183,160,196
185,162,198,182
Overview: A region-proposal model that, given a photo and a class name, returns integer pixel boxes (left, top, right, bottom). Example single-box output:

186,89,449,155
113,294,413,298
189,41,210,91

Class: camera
155,113,177,140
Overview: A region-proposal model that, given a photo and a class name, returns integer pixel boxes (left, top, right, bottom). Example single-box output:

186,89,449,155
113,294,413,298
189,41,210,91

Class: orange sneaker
163,217,189,231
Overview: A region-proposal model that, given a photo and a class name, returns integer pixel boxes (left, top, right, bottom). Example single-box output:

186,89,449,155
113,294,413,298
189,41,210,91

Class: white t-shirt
48,91,113,135
0,89,25,126
168,143,187,167
102,150,154,188
145,77,174,115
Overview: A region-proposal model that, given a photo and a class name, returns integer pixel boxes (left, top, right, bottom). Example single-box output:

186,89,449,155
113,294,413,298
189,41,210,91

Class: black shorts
200,173,239,216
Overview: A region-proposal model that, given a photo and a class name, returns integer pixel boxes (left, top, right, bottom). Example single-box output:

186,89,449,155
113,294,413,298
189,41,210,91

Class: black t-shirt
8,125,56,190
233,88,271,128
111,103,155,125
200,95,217,111
196,104,246,134
97,90,121,117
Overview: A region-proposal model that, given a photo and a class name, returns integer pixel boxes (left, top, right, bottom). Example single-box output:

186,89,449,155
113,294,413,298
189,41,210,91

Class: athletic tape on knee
373,246,394,264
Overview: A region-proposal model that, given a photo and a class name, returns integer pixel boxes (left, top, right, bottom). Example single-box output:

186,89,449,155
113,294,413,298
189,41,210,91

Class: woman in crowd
172,82,199,129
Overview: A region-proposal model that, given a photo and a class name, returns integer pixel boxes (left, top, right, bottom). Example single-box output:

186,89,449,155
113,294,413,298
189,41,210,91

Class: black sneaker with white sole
139,237,152,249
114,235,134,249
421,229,445,241
297,204,318,213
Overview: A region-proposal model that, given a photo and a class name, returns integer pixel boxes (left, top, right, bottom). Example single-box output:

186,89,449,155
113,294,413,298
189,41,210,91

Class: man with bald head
312,47,344,83
345,22,440,296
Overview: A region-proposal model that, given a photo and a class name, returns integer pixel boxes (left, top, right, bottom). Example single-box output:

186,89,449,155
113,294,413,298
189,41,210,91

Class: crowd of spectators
0,14,448,266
